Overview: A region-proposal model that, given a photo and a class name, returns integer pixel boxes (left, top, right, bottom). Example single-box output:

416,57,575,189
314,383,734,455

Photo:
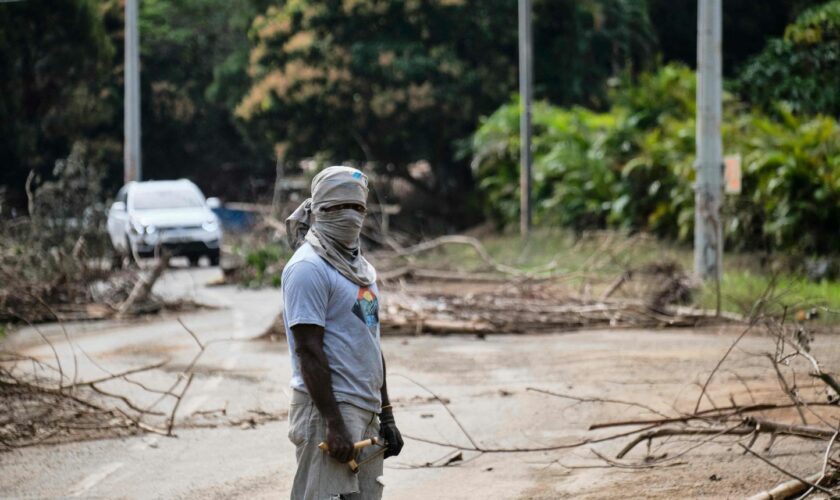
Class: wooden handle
318,437,379,453
353,437,379,450
317,437,379,473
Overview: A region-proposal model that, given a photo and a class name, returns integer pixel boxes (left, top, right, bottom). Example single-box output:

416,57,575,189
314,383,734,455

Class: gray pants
288,390,384,500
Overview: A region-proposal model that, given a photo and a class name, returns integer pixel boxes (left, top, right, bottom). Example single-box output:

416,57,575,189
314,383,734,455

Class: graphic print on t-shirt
351,287,379,333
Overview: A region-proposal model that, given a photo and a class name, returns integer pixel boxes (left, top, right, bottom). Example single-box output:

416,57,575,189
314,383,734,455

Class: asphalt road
2,265,835,499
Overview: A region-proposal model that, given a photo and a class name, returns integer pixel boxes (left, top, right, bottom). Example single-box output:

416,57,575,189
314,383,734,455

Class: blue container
212,206,257,233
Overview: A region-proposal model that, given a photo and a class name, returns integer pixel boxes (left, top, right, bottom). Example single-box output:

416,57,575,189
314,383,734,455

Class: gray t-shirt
282,242,383,413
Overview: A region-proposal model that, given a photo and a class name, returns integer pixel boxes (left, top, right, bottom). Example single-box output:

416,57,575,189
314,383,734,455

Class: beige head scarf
285,166,376,286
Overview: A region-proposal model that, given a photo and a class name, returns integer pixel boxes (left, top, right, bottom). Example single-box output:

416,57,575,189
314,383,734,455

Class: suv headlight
202,220,218,232
130,219,144,234
130,220,156,235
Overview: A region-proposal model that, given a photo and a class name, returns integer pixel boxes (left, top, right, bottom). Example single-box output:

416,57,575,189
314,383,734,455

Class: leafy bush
244,244,289,288
737,0,840,116
728,108,840,253
224,238,293,288
0,144,116,321
1,143,112,282
471,63,840,254
472,101,620,229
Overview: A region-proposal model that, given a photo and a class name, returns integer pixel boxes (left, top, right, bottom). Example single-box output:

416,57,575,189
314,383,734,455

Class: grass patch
696,272,840,319
410,228,840,318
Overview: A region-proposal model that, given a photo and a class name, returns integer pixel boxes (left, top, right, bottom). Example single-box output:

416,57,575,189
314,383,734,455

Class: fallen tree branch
590,449,687,470
739,443,835,497
116,254,170,318
71,361,168,388
589,400,840,431
403,423,660,454
393,373,480,450
767,353,808,425
746,472,827,500
394,235,535,277
526,387,672,420
615,418,837,460
693,320,758,414
167,373,194,436
798,428,840,499
615,424,753,459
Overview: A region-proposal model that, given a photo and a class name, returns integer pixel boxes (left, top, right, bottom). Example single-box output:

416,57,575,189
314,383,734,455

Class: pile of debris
0,255,197,323
561,313,840,498
0,362,144,448
1,146,195,324
259,235,738,338
380,281,732,336
0,319,283,450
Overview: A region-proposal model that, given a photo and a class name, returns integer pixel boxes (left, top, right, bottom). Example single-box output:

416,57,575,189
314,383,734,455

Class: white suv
107,180,222,266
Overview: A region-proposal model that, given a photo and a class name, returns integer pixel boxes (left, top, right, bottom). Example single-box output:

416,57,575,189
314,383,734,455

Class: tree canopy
236,0,656,201
738,0,840,116
0,0,836,220
0,0,114,208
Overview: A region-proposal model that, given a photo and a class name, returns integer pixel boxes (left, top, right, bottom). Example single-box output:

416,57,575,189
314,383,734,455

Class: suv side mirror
111,201,126,212
206,197,221,209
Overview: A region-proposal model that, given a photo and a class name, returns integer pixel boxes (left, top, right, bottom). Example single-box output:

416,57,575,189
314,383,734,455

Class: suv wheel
209,250,221,267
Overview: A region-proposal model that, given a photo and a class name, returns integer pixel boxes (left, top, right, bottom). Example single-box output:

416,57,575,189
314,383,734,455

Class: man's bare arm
379,353,404,458
291,324,354,462
380,354,391,408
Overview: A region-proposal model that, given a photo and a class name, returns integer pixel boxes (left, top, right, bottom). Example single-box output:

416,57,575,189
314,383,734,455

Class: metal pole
518,0,533,236
124,0,141,183
694,0,723,280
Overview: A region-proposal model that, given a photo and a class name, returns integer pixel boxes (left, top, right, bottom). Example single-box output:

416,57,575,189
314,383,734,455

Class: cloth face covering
314,208,365,248
285,166,376,286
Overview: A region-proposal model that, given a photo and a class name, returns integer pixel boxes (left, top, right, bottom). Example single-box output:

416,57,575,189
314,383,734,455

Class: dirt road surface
2,265,835,498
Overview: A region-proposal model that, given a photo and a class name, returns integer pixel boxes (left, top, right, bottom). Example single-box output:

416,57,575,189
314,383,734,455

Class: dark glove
378,407,404,458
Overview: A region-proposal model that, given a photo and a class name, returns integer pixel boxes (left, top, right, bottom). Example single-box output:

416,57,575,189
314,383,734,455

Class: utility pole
124,0,141,184
694,0,723,280
518,0,533,236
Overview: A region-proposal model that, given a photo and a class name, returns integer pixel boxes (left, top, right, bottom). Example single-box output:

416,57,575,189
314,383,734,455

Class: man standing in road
282,166,403,499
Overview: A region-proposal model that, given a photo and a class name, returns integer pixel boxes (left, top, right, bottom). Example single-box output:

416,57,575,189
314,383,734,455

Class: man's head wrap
285,166,376,286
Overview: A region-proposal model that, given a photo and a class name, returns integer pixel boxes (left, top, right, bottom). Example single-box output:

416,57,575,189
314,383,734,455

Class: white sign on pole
724,154,742,194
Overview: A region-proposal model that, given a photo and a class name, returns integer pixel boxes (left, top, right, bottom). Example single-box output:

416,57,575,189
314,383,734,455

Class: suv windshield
132,188,204,210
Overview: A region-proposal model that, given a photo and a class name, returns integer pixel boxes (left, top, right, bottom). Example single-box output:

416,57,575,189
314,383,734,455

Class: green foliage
533,0,655,107
0,144,114,321
239,0,515,195
238,0,656,205
25,143,111,257
695,269,840,318
244,244,286,288
133,0,271,191
738,0,840,116
0,0,115,208
0,0,831,220
228,240,292,288
648,0,828,75
473,99,626,230
471,63,840,254
432,228,840,318
727,108,840,253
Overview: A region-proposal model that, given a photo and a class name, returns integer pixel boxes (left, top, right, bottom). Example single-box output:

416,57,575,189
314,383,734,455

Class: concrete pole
124,0,141,183
694,0,723,280
518,0,533,236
